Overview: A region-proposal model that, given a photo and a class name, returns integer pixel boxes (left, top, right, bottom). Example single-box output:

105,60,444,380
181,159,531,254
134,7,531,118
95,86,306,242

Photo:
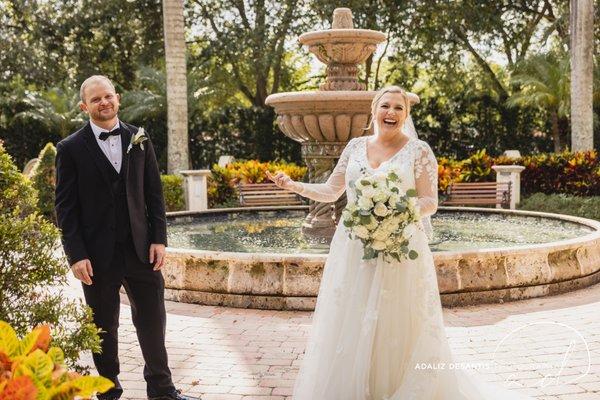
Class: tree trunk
551,111,562,153
570,0,594,151
163,0,190,173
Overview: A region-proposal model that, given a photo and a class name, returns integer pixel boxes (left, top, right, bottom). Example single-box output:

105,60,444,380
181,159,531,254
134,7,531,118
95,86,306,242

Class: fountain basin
162,207,600,309
299,29,386,65
266,91,375,142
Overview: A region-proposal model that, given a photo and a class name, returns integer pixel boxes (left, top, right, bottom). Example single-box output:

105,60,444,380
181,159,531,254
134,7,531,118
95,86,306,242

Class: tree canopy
0,0,598,170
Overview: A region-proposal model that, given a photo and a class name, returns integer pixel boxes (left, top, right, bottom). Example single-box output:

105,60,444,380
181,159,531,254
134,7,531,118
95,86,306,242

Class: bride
266,86,532,400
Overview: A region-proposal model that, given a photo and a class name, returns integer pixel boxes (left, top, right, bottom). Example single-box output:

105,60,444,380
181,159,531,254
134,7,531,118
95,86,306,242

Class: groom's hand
149,244,166,271
71,259,93,285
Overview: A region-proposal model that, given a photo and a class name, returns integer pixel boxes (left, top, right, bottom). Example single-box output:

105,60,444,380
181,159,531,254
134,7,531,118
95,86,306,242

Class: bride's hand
266,170,298,191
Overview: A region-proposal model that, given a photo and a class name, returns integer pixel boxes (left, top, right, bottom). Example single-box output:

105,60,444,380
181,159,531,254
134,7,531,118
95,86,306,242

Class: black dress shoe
148,389,200,400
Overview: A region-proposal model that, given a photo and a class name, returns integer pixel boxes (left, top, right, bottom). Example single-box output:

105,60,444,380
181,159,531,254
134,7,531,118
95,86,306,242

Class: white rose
373,202,390,217
354,225,370,239
373,190,389,203
371,240,387,250
388,194,400,207
357,196,374,210
361,186,377,200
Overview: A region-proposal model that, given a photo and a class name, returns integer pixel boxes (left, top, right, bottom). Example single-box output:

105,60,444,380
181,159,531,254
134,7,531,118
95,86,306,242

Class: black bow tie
99,128,121,141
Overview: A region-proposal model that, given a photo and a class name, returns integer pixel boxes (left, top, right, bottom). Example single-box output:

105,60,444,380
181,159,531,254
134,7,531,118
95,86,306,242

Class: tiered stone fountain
265,8,388,241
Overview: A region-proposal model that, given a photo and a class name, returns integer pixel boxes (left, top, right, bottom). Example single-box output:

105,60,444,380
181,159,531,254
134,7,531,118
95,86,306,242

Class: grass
518,193,600,221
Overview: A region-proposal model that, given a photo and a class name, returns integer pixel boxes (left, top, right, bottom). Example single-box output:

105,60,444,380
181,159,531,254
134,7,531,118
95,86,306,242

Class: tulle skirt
292,222,533,400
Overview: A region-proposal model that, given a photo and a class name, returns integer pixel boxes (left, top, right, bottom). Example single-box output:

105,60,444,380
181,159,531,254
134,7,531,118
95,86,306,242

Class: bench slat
238,182,304,207
442,181,511,208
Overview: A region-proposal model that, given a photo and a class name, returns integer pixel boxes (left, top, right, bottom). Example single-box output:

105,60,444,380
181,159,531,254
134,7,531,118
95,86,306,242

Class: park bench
441,182,512,208
238,183,304,207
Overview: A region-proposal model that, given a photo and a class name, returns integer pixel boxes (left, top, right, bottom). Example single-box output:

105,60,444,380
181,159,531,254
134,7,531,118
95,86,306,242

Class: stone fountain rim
166,206,600,262
299,29,387,45
265,90,377,105
265,91,420,105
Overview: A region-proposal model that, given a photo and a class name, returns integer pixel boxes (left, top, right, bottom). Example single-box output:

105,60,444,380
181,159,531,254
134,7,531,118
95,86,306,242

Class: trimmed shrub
30,142,57,222
160,174,185,212
0,142,101,370
0,321,113,399
437,150,599,196
208,160,307,208
519,193,600,221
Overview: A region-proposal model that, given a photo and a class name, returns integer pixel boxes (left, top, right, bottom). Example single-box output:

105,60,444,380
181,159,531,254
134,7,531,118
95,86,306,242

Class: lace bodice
297,136,439,218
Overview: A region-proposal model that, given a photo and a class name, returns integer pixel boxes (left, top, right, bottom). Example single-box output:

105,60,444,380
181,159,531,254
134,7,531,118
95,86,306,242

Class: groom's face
80,81,120,122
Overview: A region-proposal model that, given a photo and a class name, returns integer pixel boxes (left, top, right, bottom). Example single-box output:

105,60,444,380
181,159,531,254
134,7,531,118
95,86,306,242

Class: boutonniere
127,127,148,153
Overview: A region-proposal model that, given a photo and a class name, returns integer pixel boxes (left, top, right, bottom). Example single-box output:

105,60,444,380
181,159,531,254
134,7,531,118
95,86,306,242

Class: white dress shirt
90,119,122,173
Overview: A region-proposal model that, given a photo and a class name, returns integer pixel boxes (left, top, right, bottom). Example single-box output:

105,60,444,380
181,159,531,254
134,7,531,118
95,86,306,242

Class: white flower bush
343,168,421,262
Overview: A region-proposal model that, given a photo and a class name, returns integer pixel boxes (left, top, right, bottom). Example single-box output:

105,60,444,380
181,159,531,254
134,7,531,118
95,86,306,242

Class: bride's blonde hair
366,86,411,131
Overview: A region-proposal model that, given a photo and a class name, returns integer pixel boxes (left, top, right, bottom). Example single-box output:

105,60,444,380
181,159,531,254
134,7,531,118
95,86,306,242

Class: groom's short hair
79,75,116,103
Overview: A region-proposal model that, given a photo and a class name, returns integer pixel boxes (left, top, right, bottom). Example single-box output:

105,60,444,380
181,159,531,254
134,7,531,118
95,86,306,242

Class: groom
55,75,196,400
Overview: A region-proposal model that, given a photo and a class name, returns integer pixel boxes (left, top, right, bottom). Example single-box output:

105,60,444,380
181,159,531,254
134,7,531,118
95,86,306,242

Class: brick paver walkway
75,278,600,400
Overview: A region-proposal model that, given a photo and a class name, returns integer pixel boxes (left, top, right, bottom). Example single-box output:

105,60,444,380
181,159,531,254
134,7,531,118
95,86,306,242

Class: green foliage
458,149,493,182
208,160,307,207
518,151,600,196
0,142,101,371
1,0,164,88
508,51,571,151
13,87,85,138
207,170,239,209
161,175,185,212
1,0,599,171
519,193,600,221
30,143,57,222
188,0,315,107
0,322,113,399
190,106,301,169
0,81,64,169
438,150,600,197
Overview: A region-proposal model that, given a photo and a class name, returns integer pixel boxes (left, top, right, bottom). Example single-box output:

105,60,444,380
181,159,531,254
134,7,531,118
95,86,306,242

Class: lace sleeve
295,138,357,203
414,141,439,217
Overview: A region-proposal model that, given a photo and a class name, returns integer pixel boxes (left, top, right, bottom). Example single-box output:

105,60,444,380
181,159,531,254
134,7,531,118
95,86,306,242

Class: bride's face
374,92,408,136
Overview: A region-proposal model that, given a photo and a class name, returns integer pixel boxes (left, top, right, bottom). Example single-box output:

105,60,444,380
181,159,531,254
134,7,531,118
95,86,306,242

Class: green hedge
0,141,100,370
518,193,600,221
160,174,185,212
438,149,599,196
207,160,308,208
30,142,57,223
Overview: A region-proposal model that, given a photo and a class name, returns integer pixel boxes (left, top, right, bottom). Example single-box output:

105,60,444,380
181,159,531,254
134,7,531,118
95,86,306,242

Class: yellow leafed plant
0,321,113,400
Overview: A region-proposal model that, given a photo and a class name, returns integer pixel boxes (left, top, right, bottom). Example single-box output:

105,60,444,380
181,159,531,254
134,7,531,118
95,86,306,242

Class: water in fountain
167,210,593,254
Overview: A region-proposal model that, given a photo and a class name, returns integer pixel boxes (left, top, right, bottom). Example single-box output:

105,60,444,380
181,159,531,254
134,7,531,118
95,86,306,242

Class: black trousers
82,238,175,399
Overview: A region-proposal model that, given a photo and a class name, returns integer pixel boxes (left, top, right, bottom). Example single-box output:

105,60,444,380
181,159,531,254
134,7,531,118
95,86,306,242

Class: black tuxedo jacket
55,121,167,272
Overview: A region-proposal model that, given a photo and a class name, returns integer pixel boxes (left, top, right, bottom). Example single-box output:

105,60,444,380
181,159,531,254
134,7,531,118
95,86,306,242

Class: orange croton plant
0,321,112,400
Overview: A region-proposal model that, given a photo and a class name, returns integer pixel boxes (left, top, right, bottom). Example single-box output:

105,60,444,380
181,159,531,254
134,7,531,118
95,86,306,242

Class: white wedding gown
292,136,532,400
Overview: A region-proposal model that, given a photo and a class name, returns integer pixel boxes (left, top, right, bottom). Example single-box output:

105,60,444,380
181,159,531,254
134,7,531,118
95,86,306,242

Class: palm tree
162,0,189,174
120,66,167,122
570,0,594,151
13,87,85,138
507,52,571,152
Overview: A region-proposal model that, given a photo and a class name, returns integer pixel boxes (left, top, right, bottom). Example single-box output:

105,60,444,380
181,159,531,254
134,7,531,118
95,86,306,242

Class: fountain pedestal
299,142,348,241
266,8,387,241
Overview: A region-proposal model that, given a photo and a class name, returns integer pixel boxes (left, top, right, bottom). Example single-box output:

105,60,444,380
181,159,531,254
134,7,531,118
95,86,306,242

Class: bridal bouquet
342,168,421,262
